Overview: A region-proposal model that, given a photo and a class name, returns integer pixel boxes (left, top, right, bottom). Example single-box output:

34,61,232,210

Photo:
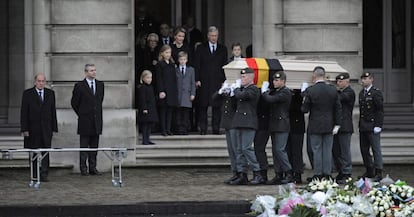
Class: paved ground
0,164,413,207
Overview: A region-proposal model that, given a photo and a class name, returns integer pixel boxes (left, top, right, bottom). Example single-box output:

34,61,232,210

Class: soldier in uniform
286,89,305,183
212,82,238,184
262,71,294,184
229,68,265,185
333,73,355,184
358,72,384,181
301,66,342,181
253,92,270,182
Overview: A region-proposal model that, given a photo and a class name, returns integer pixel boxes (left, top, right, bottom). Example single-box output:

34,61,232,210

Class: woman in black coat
138,70,158,145
155,45,178,136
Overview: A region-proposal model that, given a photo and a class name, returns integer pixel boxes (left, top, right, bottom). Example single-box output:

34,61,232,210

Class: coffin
222,58,349,89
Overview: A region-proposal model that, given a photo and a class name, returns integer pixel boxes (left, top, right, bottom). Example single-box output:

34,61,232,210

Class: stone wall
25,0,136,170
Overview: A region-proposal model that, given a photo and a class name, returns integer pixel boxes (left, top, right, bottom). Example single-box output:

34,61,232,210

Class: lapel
83,79,95,97
33,87,44,106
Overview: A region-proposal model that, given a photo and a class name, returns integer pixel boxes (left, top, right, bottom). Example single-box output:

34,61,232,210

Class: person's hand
301,82,309,92
374,127,382,134
261,81,270,93
143,110,148,114
190,95,195,101
22,131,29,137
332,125,340,135
218,81,229,94
235,79,241,88
196,81,201,87
159,92,166,99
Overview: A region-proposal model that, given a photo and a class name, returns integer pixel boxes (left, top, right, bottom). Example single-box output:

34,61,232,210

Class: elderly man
229,68,265,185
20,73,58,182
301,66,342,181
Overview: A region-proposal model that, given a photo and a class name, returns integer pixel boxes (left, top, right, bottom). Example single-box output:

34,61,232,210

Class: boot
358,167,375,179
281,170,294,184
293,172,302,184
229,172,248,185
266,172,284,185
373,169,383,182
260,169,268,182
250,171,266,185
224,171,239,184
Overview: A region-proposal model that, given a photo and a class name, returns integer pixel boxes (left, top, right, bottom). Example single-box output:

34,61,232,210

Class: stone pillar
0,1,9,124
224,0,252,56
7,0,26,124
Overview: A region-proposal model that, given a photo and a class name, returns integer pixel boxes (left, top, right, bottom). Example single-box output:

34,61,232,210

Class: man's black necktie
181,67,185,76
38,91,43,102
90,81,94,95
211,45,215,53
164,39,168,45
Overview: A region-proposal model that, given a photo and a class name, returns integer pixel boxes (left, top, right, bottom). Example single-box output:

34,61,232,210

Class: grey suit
176,65,196,134
301,81,342,176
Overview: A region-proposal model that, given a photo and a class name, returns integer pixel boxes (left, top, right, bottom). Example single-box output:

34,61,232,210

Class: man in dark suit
301,66,342,181
71,64,104,176
358,72,384,181
158,23,173,46
333,73,355,184
194,26,228,135
20,73,58,182
229,68,265,185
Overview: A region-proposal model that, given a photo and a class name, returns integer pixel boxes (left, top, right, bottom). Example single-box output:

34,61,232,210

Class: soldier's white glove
218,81,229,95
301,82,309,93
332,125,341,135
261,81,270,93
235,79,241,88
373,127,382,134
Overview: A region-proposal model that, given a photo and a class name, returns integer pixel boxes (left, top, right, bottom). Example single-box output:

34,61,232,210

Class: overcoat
193,42,227,107
21,87,58,148
359,86,383,132
338,86,356,133
262,86,292,133
137,83,159,123
155,60,179,107
71,79,104,136
176,66,196,108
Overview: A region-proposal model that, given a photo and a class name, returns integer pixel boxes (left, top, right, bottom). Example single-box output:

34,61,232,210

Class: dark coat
137,83,158,123
289,89,305,134
194,42,227,107
232,84,260,130
262,86,292,133
176,66,196,108
155,60,178,107
301,81,342,134
212,91,236,130
338,86,356,133
71,79,104,136
359,86,384,132
256,95,270,131
21,87,58,148
171,43,192,66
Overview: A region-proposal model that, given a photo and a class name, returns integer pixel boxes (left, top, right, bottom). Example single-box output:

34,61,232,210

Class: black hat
336,73,350,80
360,72,372,78
273,71,286,80
240,68,254,74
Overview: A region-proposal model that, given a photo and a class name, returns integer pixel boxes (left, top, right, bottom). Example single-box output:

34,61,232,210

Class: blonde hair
140,70,152,84
158,44,174,63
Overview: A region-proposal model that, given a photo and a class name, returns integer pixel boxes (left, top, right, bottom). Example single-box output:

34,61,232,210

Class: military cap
361,72,372,78
240,68,254,74
336,72,350,80
272,71,286,80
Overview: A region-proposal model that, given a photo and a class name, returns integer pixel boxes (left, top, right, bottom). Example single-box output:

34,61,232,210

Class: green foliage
289,204,321,217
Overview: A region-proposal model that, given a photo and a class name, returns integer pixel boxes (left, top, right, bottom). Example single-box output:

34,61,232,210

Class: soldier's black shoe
224,172,239,184
260,170,268,182
229,173,248,185
250,171,265,185
81,170,89,176
373,169,383,182
266,172,284,185
293,173,302,184
281,171,294,184
358,167,375,179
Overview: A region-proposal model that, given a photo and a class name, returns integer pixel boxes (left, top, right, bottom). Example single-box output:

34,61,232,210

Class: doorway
363,0,413,103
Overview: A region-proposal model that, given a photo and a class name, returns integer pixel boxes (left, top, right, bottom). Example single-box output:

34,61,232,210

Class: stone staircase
383,103,414,131
1,130,414,168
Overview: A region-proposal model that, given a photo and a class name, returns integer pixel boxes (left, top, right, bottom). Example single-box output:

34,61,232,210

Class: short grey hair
84,63,96,72
208,26,219,34
313,66,325,77
147,33,159,42
34,73,46,81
